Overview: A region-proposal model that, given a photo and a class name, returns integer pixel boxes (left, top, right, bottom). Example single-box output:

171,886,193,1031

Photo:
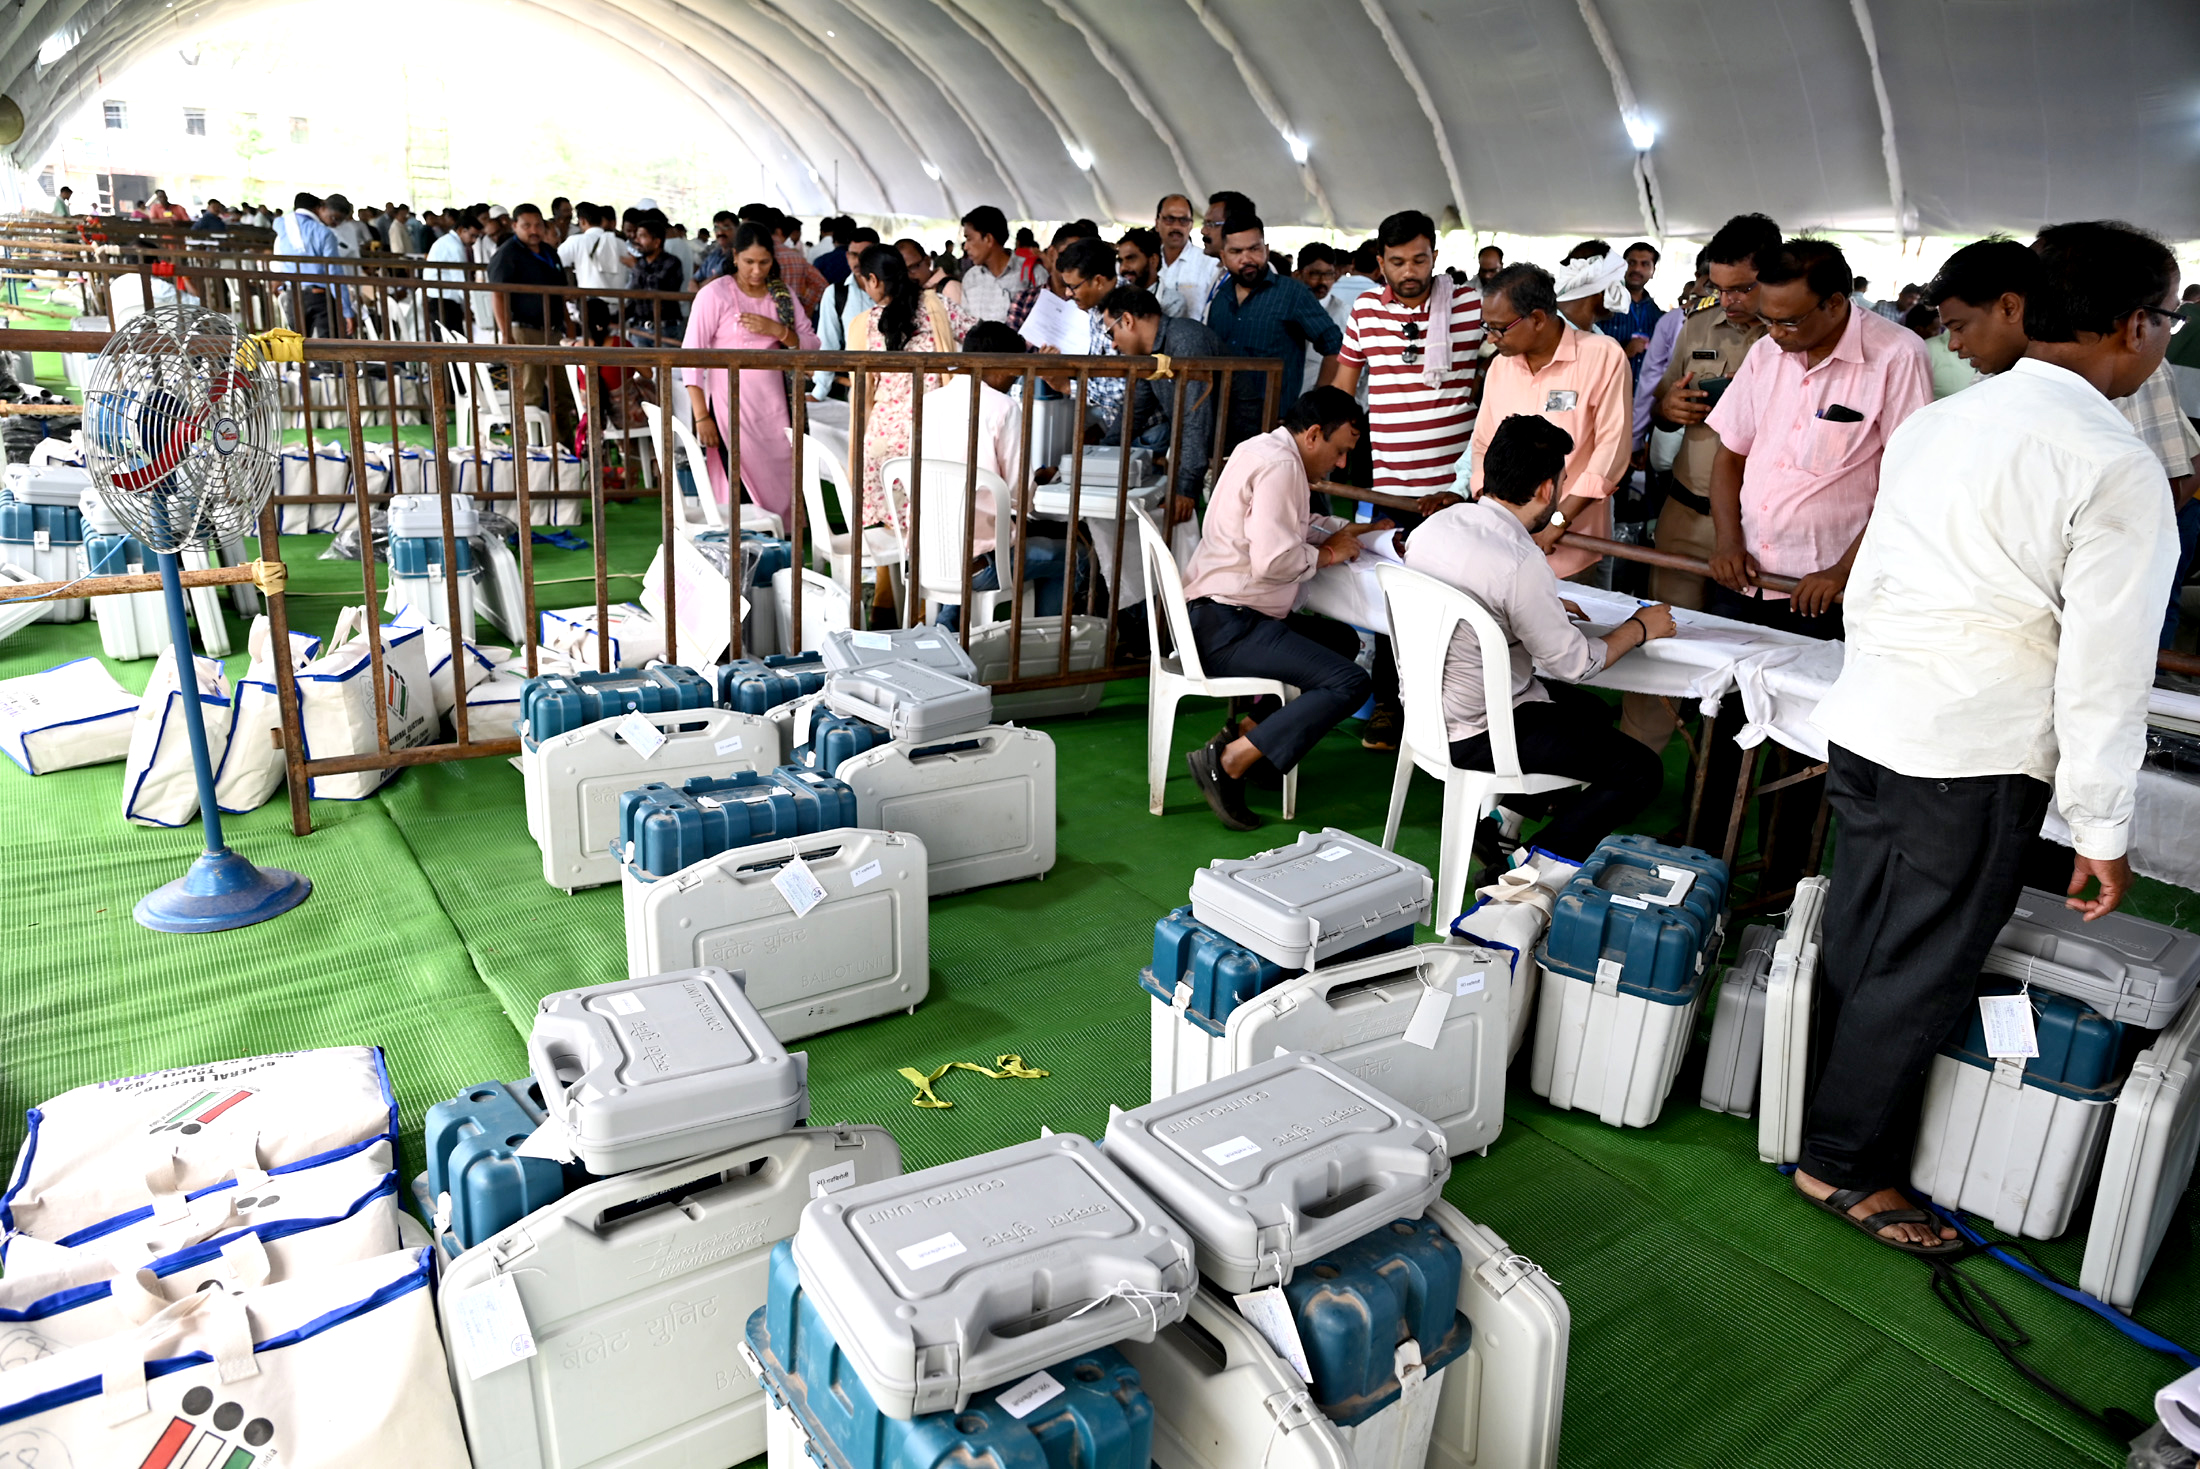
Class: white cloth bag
1,1047,397,1249
293,611,437,799
0,1248,470,1468
213,616,323,815
0,1140,399,1302
0,658,139,774
121,649,233,828
387,607,499,719
538,603,664,669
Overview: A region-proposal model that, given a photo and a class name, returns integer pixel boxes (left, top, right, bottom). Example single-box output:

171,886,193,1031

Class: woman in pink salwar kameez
680,222,817,521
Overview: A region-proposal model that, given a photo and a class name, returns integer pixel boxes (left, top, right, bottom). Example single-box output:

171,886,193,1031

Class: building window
103,101,126,130
183,107,206,136
288,116,308,145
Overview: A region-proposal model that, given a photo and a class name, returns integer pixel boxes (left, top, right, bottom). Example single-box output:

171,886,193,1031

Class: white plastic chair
570,364,656,490
794,430,905,606
436,321,511,447
643,401,727,539
876,456,1021,630
1136,507,1297,820
1375,563,1587,929
772,565,853,653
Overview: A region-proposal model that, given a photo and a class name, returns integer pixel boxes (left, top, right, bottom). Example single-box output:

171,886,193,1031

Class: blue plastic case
1281,1216,1472,1427
1544,836,1729,1003
1943,984,2127,1099
390,533,476,576
421,1079,588,1253
749,1240,1156,1469
618,766,859,880
83,529,147,576
0,494,84,547
520,664,715,743
798,707,892,776
1138,907,1417,1036
718,651,829,714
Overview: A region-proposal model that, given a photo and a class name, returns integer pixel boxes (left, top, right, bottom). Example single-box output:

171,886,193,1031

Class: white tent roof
9,0,2200,237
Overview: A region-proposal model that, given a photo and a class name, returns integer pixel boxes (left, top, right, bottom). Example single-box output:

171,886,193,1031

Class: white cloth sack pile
388,605,500,720
538,602,664,669
367,443,443,499
121,648,233,828
0,1247,470,1467
469,646,582,732
275,445,385,534
0,657,138,774
452,446,583,526
1,1139,399,1293
291,610,437,799
213,616,324,815
0,1046,397,1253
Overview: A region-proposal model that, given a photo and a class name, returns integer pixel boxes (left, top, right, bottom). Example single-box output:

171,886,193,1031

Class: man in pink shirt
1433,265,1633,582
1705,239,1933,637
1181,387,1392,830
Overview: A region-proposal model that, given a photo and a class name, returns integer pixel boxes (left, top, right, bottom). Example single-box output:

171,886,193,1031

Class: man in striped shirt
1322,210,1485,502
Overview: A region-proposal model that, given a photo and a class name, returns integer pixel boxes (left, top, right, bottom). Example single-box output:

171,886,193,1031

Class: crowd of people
56,175,2200,1258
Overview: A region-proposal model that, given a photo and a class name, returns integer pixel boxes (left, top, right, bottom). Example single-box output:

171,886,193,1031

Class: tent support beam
1040,0,1205,206
1182,0,1337,228
922,0,1113,222
1356,0,1472,237
1849,0,1910,239
831,0,1033,218
1574,0,1663,244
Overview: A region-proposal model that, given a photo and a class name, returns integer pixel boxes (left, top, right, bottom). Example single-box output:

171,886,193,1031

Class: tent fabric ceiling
8,0,2199,239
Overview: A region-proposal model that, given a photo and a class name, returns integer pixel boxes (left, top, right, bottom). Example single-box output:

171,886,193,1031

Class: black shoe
1217,722,1283,790
1361,702,1403,751
1187,737,1262,831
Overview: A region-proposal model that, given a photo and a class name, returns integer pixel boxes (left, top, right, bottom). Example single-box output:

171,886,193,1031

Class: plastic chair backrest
1136,506,1204,680
1375,563,1529,778
884,456,1010,604
777,565,851,650
801,433,853,559
656,408,724,529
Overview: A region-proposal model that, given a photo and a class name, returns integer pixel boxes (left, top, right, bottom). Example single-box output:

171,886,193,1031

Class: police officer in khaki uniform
1647,213,1781,609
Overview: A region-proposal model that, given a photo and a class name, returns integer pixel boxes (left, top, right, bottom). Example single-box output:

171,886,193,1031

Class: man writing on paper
1797,222,2182,1255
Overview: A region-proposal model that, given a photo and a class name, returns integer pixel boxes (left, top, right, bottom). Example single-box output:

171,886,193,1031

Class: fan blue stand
134,549,310,933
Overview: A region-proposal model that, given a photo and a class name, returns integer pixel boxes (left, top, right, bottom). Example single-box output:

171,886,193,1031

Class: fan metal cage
80,305,282,554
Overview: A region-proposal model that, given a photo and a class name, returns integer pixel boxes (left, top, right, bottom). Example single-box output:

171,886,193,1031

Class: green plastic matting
0,495,2193,1467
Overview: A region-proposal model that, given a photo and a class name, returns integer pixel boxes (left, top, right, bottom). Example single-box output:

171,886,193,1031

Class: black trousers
1798,746,2053,1190
1704,582,1846,641
1188,600,1370,773
1445,682,1665,861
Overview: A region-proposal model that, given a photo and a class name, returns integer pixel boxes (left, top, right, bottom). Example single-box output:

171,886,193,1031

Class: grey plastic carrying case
964,616,1110,720
838,725,1056,896
823,663,994,743
1103,1053,1451,1292
621,828,929,1041
1190,829,1433,970
788,1132,1196,1418
1989,889,2200,1029
1700,925,1780,1117
818,627,981,678
528,969,810,1174
441,1124,900,1469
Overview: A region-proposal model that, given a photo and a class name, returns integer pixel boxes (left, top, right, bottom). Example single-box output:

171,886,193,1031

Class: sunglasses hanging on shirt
1401,319,1422,365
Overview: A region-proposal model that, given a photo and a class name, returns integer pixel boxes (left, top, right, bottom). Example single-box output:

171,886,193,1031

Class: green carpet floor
2,493,2195,1467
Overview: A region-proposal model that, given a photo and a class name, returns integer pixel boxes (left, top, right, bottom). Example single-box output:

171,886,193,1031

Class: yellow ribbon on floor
897,1054,1049,1109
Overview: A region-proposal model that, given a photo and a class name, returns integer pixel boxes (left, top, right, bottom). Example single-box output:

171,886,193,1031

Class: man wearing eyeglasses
1647,214,1781,613
1703,238,1932,639
1797,222,2181,1255
1154,193,1220,322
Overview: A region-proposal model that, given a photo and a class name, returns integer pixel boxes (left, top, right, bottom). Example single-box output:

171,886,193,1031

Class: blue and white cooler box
441,1125,901,1469
1,462,88,622
384,491,482,643
718,651,828,716
622,827,930,1041
79,487,171,661
1530,836,1730,1129
614,766,859,882
516,663,771,893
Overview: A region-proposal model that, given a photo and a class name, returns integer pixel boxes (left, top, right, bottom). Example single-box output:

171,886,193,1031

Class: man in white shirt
1799,221,2182,1254
1153,193,1219,322
424,207,480,337
1401,415,1673,859
558,202,634,324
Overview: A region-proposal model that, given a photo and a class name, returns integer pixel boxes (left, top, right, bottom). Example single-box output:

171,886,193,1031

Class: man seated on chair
1182,386,1393,830
1399,414,1675,861
919,320,1066,631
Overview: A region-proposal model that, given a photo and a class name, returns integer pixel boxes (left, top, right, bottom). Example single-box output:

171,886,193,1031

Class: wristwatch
1548,508,1569,529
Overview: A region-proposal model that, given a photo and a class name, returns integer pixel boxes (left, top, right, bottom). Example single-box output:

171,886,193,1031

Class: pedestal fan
83,305,310,932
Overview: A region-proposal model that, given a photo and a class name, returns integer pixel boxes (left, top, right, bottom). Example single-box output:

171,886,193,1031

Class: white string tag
1980,992,2038,1059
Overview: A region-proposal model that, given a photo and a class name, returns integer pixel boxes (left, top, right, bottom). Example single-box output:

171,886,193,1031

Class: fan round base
135,849,312,934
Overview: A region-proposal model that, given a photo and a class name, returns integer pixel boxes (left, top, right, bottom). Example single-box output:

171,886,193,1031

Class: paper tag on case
616,711,667,759
714,735,744,756
897,1231,966,1269
852,631,893,650
1203,1134,1261,1165
809,1158,857,1197
1403,984,1452,1049
850,859,883,888
775,855,827,917
1456,970,1487,997
449,1272,537,1381
1234,1287,1313,1383
1980,993,2039,1059
605,992,646,1015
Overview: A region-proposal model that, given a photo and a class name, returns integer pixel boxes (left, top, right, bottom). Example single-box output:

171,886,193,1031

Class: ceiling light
920,160,942,181
1623,114,1656,151
1067,145,1093,172
1283,132,1309,164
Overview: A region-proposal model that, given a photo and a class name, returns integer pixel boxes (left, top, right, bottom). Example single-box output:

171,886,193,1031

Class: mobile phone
1696,374,1733,408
